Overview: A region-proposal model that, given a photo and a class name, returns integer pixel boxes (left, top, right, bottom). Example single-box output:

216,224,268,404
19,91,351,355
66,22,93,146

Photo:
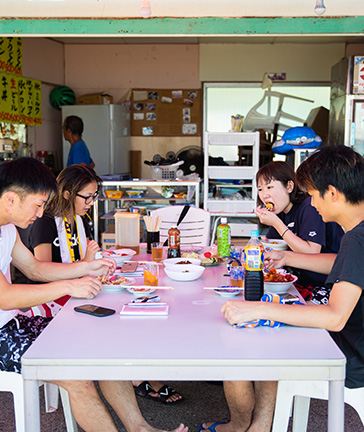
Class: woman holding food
28,164,101,317
255,160,344,303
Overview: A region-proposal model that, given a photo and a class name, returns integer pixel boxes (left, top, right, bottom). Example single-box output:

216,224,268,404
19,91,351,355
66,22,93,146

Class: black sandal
156,384,184,405
134,381,157,398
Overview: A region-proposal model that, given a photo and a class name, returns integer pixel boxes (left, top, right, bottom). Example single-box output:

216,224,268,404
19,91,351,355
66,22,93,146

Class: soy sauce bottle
167,225,181,258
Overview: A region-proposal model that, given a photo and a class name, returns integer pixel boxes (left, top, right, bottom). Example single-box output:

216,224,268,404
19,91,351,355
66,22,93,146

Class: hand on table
221,300,260,326
68,276,102,299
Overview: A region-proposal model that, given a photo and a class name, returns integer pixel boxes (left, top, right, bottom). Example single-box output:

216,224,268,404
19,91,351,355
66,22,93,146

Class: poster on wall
0,73,42,125
0,37,22,76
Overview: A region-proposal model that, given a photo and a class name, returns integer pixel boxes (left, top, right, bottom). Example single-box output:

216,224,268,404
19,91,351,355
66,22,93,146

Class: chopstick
203,287,243,290
143,216,161,233
137,261,164,266
128,285,174,290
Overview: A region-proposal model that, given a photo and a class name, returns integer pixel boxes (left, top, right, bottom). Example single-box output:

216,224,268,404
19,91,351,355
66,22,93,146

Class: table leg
328,380,344,432
24,379,40,432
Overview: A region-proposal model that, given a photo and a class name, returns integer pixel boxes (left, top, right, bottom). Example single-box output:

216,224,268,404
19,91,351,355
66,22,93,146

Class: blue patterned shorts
0,314,52,373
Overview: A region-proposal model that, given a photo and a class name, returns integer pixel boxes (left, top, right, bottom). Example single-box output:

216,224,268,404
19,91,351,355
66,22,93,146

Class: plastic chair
150,206,210,247
272,380,364,432
0,370,77,432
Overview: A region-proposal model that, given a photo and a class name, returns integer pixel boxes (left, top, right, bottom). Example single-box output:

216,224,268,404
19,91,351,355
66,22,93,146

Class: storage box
352,56,364,94
101,230,115,250
230,222,259,237
77,92,114,105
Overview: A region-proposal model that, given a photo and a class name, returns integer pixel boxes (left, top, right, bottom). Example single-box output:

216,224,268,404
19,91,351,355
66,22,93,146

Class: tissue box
101,230,115,250
77,92,114,105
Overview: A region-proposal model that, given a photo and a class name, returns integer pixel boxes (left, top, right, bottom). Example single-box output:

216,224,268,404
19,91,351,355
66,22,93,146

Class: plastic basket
149,161,183,180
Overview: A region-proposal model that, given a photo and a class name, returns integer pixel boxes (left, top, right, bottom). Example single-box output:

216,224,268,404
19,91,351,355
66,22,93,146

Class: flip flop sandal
156,384,184,405
198,421,229,431
134,381,157,398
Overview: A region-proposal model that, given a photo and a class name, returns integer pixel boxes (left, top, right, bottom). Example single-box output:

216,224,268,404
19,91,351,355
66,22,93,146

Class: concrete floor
0,381,363,432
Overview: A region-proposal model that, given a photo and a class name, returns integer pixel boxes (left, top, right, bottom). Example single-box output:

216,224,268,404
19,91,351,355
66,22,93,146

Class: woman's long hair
45,164,101,227
256,161,307,207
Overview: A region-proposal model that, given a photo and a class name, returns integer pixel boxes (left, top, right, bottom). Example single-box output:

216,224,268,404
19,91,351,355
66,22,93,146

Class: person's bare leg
54,380,118,432
132,380,183,403
100,380,188,432
247,381,277,432
201,381,255,432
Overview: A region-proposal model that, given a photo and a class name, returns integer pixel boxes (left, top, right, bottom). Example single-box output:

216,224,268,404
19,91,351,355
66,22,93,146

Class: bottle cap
250,230,259,237
221,217,227,224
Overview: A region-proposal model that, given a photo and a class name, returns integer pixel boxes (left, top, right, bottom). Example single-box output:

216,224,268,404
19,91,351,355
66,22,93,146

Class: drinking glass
229,266,244,287
151,242,163,262
143,264,159,286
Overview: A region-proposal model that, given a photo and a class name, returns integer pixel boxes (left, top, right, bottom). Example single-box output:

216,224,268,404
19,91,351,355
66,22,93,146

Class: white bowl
164,264,205,281
101,248,137,266
100,276,136,293
261,239,288,251
264,270,298,294
163,257,201,267
214,287,244,298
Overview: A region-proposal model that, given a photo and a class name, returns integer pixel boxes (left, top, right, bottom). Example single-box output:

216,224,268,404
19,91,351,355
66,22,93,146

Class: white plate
164,264,205,281
214,287,244,298
261,239,288,251
264,271,298,294
126,287,156,296
163,257,201,267
102,276,136,293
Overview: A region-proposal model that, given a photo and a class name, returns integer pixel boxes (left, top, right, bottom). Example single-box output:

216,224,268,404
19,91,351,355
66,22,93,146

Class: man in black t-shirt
200,146,364,432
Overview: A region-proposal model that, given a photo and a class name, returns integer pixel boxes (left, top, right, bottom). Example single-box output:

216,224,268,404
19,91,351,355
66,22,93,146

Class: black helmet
50,86,76,110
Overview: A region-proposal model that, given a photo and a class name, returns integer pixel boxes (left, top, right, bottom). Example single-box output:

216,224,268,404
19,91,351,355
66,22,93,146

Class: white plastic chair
0,370,77,432
272,380,364,432
150,206,211,247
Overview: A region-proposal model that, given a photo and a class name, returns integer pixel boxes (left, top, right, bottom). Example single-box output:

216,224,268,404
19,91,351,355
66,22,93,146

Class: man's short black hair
0,157,57,198
296,145,364,205
64,115,84,136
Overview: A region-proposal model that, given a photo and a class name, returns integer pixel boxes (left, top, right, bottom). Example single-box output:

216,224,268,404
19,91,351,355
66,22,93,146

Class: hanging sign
0,37,22,76
0,73,42,125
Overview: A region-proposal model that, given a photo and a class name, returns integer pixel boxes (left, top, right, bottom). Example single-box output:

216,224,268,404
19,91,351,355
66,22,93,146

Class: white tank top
0,224,18,328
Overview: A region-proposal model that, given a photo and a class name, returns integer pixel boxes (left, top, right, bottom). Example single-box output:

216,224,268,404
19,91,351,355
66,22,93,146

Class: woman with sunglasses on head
28,164,101,317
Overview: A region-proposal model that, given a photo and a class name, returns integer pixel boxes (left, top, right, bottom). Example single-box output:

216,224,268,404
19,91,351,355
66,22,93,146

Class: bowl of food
127,287,156,296
214,287,244,298
164,264,205,282
98,275,135,292
261,239,288,251
101,248,137,266
264,269,298,294
163,257,201,267
125,190,145,198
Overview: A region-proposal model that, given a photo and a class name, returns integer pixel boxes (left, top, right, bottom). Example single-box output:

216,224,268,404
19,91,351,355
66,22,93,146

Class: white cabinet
203,132,260,242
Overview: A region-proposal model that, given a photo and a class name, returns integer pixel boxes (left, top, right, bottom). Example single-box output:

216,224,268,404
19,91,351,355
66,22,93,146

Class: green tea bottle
217,217,231,257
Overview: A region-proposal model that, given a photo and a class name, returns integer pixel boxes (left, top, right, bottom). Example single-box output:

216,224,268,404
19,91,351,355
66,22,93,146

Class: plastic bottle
217,217,231,257
244,230,264,301
167,225,181,258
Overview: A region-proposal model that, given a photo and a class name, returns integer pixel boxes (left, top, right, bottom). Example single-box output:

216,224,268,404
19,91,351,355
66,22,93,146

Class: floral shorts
0,314,52,373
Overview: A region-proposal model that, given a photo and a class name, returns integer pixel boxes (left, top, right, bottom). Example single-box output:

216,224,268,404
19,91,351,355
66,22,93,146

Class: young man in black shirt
200,145,364,432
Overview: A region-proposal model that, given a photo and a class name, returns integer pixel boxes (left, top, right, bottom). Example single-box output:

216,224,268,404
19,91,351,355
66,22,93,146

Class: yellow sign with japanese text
0,37,22,76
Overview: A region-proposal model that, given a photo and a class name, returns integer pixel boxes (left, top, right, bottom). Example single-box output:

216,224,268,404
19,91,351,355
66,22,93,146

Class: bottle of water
244,230,264,301
217,217,231,257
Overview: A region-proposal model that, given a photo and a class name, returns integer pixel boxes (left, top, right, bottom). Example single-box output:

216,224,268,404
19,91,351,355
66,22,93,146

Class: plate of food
126,287,157,296
214,286,244,298
163,257,201,267
101,249,137,266
261,239,288,251
264,269,297,294
99,275,136,292
200,256,224,267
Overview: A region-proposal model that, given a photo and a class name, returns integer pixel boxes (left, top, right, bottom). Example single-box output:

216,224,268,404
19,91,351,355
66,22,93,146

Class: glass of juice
151,242,163,262
229,266,244,287
143,264,159,286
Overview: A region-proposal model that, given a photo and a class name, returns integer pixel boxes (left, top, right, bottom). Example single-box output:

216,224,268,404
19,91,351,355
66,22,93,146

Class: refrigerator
328,57,364,155
61,104,130,176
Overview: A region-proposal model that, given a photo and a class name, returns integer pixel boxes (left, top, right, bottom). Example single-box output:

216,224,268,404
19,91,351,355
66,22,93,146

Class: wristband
281,228,290,238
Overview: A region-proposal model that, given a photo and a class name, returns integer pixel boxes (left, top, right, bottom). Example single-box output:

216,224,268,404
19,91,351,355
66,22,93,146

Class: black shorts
0,314,52,373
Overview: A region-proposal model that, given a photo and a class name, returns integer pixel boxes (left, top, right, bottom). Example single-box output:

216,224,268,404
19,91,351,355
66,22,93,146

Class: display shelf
93,180,200,242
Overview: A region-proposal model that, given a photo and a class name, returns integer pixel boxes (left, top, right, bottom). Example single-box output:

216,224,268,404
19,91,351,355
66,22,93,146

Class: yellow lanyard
63,217,84,262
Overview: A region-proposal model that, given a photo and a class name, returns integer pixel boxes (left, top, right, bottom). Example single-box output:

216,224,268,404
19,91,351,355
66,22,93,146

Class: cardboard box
77,92,114,105
352,56,364,94
101,230,115,250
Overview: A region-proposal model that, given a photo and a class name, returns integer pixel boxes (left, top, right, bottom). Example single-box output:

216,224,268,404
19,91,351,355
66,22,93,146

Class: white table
22,255,345,432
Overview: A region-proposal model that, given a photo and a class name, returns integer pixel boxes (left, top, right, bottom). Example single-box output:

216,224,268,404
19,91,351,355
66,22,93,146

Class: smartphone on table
74,304,116,317
280,293,300,304
121,261,138,273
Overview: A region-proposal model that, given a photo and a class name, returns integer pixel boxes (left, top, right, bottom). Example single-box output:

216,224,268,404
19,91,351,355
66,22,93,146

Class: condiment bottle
244,230,264,301
167,225,181,258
